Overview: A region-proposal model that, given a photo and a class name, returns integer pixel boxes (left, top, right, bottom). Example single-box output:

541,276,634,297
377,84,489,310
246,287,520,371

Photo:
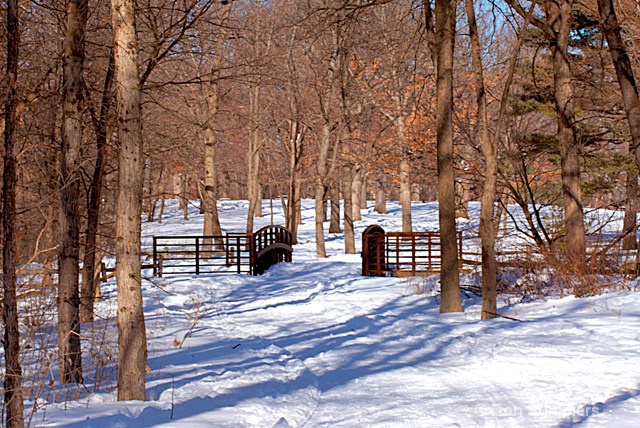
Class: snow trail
31,200,640,427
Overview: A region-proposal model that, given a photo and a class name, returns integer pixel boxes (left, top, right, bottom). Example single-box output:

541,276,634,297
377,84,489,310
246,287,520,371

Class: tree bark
598,0,640,248
435,0,462,312
181,173,189,220
203,2,230,249
343,167,356,254
400,153,412,232
465,0,498,319
375,178,387,214
315,178,328,258
314,27,340,258
112,0,148,401
285,121,303,244
82,48,114,323
247,84,262,232
547,0,586,269
360,172,368,210
329,180,341,233
622,169,638,250
352,168,363,221
3,0,25,424
58,0,87,383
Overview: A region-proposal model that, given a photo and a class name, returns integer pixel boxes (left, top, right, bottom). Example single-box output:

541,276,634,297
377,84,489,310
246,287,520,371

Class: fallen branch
482,310,523,322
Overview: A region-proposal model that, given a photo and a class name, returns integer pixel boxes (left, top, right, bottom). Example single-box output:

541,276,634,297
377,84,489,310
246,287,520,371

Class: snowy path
204,258,640,427
35,200,640,427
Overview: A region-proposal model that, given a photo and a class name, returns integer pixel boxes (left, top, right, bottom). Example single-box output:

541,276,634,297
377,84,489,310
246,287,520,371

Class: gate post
362,225,386,276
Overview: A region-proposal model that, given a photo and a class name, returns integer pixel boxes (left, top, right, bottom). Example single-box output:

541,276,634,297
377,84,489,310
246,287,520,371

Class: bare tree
598,0,640,248
81,49,114,322
312,19,341,258
2,0,26,424
283,25,306,243
329,180,342,232
58,0,88,383
111,0,148,401
203,2,232,245
428,0,462,312
506,0,586,269
343,166,356,253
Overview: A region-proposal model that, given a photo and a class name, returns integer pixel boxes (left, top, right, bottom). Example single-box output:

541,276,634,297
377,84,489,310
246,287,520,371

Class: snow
21,199,640,427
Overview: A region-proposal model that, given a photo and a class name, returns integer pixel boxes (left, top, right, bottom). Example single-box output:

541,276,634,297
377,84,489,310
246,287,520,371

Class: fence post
428,234,432,271
411,234,416,275
196,237,200,275
237,236,242,274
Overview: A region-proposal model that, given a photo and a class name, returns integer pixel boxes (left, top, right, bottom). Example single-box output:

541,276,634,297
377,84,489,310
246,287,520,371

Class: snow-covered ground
27,199,640,427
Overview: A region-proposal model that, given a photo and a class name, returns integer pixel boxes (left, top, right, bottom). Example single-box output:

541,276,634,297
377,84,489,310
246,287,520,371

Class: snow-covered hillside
32,199,640,427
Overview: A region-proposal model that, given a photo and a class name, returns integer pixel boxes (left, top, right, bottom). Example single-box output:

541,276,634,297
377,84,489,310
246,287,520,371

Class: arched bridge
152,225,293,276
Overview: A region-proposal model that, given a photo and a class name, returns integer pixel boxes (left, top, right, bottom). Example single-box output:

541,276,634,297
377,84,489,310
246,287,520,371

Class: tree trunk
435,0,462,313
203,2,230,247
294,180,302,226
455,179,470,219
360,173,368,209
400,154,412,232
247,84,261,232
158,196,165,224
314,26,340,258
82,49,114,323
375,178,387,214
315,178,328,258
58,0,87,383
396,113,413,233
598,0,640,248
329,180,341,233
285,121,303,244
112,0,147,401
3,0,25,424
147,162,164,222
256,185,263,217
181,173,189,221
352,168,363,221
622,169,638,250
323,192,329,222
547,0,586,269
465,0,498,320
343,167,356,254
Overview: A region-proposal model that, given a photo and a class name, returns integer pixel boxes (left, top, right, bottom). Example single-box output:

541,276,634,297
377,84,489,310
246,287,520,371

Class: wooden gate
361,225,463,277
362,225,386,276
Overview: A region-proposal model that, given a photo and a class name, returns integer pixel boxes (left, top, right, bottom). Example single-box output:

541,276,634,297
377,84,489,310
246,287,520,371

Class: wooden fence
361,224,640,279
362,225,463,277
153,225,293,276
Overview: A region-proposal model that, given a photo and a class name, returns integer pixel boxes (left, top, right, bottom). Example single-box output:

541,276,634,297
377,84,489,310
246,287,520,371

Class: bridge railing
252,225,293,275
152,225,293,276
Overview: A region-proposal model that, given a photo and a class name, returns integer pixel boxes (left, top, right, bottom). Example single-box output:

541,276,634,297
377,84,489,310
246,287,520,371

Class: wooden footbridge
152,225,293,276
